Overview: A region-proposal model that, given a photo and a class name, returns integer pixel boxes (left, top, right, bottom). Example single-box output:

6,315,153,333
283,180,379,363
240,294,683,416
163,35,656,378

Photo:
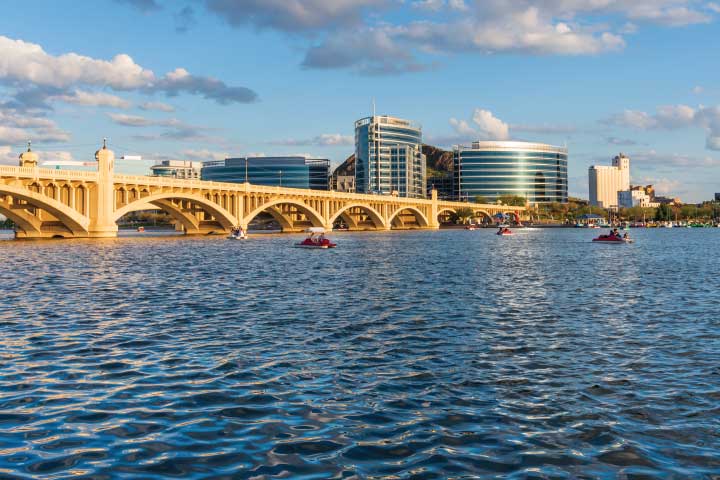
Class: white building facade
589,153,630,208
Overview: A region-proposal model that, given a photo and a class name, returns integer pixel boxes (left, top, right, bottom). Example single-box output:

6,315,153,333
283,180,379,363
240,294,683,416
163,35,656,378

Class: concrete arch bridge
0,147,524,239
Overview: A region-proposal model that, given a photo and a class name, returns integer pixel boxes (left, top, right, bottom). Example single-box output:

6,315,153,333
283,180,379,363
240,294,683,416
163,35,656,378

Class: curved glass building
202,156,330,190
453,141,568,204
355,115,426,198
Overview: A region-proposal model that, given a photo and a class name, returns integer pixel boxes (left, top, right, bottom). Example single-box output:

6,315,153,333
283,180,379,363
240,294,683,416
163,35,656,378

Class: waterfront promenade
0,145,522,239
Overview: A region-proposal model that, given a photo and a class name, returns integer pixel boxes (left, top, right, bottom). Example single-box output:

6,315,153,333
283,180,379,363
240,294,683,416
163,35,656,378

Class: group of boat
228,226,337,249
225,222,639,248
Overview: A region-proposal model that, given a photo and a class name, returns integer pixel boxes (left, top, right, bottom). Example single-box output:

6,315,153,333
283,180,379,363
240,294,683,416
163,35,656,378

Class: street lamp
278,170,282,188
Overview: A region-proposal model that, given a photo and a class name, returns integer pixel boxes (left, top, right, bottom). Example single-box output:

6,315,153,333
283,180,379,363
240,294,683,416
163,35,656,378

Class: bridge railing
0,166,99,181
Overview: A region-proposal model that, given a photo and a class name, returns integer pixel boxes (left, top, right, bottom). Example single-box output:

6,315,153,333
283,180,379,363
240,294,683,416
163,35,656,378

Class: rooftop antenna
27,140,32,152
372,98,376,118
102,137,107,149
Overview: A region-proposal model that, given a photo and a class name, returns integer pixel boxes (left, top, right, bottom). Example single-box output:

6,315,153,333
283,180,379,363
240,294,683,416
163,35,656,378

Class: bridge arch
329,203,387,230
0,200,42,236
472,209,493,222
114,199,201,233
388,206,430,229
113,192,237,230
436,207,457,225
244,198,325,230
0,184,89,235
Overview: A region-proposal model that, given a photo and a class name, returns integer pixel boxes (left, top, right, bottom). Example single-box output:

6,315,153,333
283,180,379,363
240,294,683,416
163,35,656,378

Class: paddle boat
228,227,248,240
496,227,513,236
295,227,336,249
465,224,480,230
592,234,633,244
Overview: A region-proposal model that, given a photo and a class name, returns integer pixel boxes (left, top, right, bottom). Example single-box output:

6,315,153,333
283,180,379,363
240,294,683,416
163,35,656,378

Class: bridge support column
428,188,440,229
88,142,118,238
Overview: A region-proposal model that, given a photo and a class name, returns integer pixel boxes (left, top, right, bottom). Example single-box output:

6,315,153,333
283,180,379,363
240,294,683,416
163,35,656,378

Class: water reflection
0,229,719,478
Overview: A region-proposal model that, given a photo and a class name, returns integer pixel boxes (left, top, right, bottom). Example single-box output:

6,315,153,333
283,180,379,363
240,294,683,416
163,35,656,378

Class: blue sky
1,0,719,201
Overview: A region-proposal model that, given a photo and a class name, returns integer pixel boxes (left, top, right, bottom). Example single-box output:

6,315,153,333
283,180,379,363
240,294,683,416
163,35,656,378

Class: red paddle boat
592,234,633,243
295,227,337,249
497,227,513,236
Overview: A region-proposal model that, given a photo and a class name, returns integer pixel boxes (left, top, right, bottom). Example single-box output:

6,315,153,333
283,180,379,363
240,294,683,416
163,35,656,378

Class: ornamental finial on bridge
18,141,38,167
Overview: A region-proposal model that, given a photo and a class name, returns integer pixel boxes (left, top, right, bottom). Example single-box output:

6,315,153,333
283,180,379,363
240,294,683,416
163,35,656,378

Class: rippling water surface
1,228,719,479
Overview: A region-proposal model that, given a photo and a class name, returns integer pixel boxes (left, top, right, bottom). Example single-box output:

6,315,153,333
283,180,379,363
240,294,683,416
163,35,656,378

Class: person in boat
497,227,504,234
623,233,629,239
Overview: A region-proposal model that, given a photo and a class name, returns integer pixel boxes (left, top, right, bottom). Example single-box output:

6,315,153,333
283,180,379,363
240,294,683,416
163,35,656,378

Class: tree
497,195,527,206
452,207,474,224
655,203,672,221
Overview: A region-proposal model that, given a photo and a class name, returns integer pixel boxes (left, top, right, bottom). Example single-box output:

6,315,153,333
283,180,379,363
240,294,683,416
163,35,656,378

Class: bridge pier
87,143,118,238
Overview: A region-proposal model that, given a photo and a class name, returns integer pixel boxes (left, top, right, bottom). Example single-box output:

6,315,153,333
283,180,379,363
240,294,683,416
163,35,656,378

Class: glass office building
355,115,426,198
453,141,568,204
202,156,330,190
149,160,203,179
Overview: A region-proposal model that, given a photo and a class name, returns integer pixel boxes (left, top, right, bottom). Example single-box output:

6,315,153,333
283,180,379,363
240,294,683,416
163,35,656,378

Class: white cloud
413,0,444,11
108,113,159,127
472,109,510,140
198,0,716,75
692,85,704,94
0,109,70,143
605,104,720,150
448,0,468,11
448,108,510,141
0,36,153,90
631,150,720,168
448,118,476,136
205,0,386,32
53,89,131,108
0,146,16,165
271,133,354,146
0,35,257,104
139,101,175,112
180,149,229,161
0,145,76,166
107,113,219,143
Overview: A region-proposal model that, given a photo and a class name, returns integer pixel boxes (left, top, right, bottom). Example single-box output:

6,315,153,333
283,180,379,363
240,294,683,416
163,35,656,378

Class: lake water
1,228,719,479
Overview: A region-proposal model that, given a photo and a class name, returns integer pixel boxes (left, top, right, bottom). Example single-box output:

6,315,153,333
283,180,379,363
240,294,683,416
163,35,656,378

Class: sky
0,0,719,201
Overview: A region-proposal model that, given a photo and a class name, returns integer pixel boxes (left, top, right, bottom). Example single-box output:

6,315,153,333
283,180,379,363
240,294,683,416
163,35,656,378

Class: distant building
354,115,426,198
453,141,568,204
654,196,682,206
202,156,329,190
715,193,720,202
589,153,630,208
426,173,454,200
333,174,355,192
150,160,203,179
618,187,658,208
